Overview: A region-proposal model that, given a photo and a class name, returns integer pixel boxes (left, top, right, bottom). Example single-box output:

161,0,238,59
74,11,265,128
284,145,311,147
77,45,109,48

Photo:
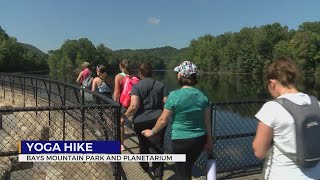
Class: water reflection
47,70,320,101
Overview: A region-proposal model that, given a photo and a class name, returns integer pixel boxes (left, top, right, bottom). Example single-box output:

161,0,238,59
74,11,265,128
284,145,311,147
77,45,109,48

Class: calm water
153,71,320,101
47,70,320,101
44,70,320,171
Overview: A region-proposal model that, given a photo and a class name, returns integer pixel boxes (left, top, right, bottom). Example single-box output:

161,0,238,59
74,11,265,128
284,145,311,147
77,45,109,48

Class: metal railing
0,73,267,179
0,73,121,180
163,100,266,179
210,100,265,179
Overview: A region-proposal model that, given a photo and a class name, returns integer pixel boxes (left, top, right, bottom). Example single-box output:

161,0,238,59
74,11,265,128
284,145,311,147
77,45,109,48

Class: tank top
81,68,90,83
119,72,128,93
119,72,127,77
97,82,110,93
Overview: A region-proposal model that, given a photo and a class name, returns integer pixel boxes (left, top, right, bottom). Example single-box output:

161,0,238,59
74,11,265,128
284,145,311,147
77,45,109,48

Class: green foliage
3,21,320,76
0,26,48,72
288,31,320,74
183,22,319,75
113,46,179,70
298,21,320,34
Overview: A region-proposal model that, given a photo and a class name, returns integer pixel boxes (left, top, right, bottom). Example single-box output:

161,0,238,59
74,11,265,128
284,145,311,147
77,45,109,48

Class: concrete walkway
121,127,206,180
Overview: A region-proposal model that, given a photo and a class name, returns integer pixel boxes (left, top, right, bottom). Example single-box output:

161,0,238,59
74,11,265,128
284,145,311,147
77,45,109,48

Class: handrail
0,73,118,106
0,73,122,179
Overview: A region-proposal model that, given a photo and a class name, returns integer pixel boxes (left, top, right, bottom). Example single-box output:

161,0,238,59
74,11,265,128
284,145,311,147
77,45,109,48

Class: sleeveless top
81,68,90,83
94,77,111,99
119,72,128,92
97,81,111,94
119,72,127,77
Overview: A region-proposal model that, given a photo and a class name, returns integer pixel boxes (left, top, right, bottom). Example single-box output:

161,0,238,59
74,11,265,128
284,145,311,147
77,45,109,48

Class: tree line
189,22,320,74
0,27,48,72
1,21,320,75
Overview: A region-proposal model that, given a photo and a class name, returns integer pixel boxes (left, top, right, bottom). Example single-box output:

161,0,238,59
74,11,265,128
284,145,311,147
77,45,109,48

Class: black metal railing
0,73,268,179
211,100,266,179
162,99,266,179
0,73,121,180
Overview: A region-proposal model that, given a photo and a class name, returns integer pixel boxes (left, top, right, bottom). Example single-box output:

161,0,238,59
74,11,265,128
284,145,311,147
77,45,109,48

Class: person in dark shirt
142,61,213,180
121,63,168,180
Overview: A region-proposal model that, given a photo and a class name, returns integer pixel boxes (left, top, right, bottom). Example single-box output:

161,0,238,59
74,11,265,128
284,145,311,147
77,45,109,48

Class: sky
1,0,320,53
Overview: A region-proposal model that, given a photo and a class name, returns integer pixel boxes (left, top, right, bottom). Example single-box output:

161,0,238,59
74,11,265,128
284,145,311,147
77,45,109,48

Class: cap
174,61,197,78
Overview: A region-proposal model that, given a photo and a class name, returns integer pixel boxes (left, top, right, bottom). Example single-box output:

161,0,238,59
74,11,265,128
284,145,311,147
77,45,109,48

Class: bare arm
91,78,98,92
163,96,167,104
122,95,140,118
252,121,273,160
76,72,83,84
142,109,172,137
113,74,123,102
204,107,213,151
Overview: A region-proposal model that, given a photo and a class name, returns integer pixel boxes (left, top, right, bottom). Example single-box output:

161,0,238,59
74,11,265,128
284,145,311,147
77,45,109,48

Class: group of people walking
77,60,213,180
76,56,320,180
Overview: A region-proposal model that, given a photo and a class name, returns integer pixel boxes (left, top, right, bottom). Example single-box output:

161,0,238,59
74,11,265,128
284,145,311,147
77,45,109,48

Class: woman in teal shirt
142,61,213,180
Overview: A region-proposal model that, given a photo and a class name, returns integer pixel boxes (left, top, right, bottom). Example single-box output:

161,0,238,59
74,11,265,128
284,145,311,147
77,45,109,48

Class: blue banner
19,141,120,154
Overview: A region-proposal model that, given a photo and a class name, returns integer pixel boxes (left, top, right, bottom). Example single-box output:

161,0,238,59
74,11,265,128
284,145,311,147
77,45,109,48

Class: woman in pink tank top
76,62,91,85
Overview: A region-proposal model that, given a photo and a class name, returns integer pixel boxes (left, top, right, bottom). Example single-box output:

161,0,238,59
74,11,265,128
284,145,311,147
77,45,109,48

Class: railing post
57,82,63,104
212,103,217,159
63,82,66,140
0,114,2,130
23,77,26,107
48,80,51,126
35,79,38,115
114,105,122,180
81,89,85,140
12,76,15,104
1,75,5,99
30,78,35,98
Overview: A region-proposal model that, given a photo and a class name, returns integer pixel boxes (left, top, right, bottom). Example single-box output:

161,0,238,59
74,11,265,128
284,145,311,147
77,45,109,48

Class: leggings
134,120,166,177
172,135,207,180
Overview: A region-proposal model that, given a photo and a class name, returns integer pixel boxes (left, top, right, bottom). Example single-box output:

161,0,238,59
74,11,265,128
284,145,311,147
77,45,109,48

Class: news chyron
18,141,186,162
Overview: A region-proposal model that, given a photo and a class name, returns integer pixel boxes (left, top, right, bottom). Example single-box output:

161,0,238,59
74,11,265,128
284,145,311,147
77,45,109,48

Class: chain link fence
162,100,266,179
0,73,267,179
203,100,265,179
0,73,121,180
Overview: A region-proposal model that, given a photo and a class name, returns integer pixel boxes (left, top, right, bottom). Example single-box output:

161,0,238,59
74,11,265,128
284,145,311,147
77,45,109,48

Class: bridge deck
122,126,261,180
122,126,205,180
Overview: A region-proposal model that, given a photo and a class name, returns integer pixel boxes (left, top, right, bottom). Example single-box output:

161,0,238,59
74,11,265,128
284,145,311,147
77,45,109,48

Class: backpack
119,75,140,108
81,72,93,89
274,95,320,168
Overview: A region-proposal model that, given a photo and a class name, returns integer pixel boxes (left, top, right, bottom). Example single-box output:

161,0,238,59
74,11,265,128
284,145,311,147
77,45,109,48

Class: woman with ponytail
92,65,112,98
113,59,132,151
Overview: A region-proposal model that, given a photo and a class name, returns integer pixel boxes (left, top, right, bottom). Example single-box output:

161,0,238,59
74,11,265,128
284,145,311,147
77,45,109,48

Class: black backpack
274,95,320,168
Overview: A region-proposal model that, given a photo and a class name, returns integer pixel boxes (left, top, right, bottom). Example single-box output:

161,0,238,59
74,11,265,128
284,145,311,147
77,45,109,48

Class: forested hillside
48,22,320,74
0,27,48,72
2,21,320,74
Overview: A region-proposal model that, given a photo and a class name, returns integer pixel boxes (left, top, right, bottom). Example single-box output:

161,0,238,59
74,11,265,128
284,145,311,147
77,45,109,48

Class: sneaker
121,145,125,151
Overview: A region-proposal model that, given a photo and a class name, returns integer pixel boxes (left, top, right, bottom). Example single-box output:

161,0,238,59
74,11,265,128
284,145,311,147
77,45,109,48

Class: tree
299,21,320,34
289,31,320,73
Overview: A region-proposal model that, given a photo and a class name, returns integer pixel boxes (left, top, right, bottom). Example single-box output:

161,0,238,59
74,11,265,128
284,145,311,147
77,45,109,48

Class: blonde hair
82,62,90,68
119,59,130,75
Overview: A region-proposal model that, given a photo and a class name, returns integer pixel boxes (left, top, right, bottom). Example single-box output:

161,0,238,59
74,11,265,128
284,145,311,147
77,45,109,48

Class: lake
42,70,320,173
47,70,320,101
